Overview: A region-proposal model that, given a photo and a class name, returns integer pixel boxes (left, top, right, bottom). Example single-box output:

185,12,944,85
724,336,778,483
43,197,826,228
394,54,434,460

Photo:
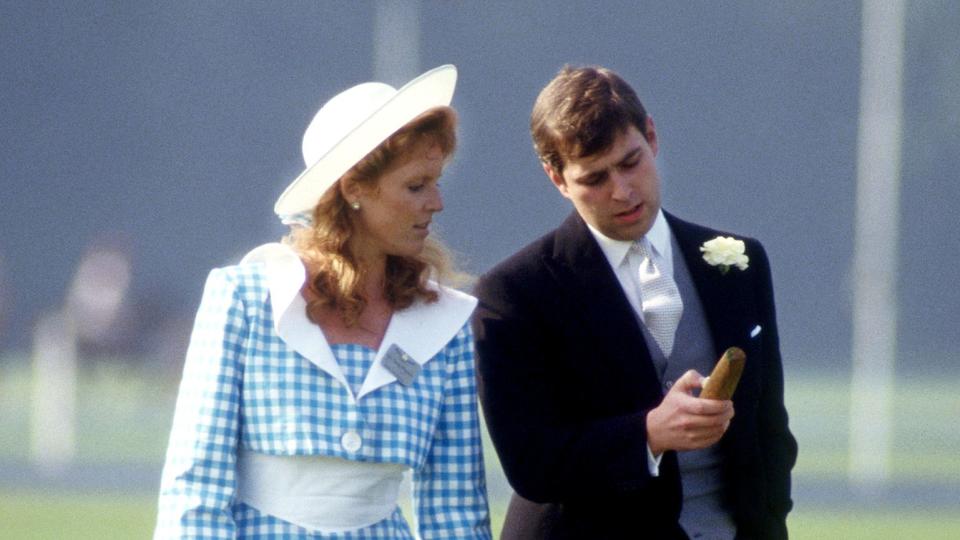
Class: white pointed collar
240,243,477,401
587,209,674,276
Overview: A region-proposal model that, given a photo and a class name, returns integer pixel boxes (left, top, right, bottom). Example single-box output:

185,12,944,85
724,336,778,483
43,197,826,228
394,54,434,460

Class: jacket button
341,431,362,453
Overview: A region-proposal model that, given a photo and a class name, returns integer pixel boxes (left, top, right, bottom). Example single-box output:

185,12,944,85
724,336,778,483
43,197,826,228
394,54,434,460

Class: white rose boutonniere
700,236,749,275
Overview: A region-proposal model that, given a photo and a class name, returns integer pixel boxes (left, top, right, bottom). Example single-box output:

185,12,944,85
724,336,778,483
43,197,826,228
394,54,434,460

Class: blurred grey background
2,1,958,373
2,1,957,375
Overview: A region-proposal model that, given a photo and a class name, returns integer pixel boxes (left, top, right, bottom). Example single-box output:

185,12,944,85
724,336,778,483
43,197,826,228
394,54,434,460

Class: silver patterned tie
634,238,684,356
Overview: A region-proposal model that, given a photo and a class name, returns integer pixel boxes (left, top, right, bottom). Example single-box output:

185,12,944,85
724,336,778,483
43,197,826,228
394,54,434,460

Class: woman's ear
339,178,361,204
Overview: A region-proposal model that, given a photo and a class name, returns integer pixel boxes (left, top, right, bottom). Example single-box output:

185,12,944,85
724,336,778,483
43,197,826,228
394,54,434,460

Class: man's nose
610,172,634,201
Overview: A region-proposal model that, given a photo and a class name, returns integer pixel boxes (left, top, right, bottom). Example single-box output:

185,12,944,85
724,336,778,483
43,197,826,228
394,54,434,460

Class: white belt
235,447,406,533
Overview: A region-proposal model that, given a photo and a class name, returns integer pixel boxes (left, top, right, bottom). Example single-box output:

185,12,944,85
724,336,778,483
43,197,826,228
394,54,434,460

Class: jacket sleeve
413,323,493,539
751,242,798,538
473,269,660,504
155,268,246,539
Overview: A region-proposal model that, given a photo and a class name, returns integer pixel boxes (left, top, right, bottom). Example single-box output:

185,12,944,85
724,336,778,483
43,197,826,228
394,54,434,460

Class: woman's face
349,142,445,263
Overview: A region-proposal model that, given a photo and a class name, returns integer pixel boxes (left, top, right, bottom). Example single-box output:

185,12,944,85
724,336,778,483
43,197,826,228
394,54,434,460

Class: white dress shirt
585,209,674,476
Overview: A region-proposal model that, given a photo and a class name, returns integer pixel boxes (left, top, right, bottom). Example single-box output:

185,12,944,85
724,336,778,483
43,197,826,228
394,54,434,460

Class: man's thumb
671,369,705,395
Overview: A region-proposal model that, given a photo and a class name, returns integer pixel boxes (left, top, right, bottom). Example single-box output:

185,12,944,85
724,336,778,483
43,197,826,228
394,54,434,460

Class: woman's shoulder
424,281,477,320
394,282,477,345
239,240,304,269
203,243,301,300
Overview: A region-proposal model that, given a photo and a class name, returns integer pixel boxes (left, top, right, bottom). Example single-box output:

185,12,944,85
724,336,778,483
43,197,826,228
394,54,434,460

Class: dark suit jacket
473,210,797,539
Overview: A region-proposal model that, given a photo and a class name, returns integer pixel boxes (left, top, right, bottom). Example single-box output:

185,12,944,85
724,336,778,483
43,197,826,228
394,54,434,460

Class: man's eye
408,184,425,192
580,175,604,186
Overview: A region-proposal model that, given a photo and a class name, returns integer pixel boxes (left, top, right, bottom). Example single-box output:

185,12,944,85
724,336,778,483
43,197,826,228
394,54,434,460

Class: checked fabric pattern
634,238,684,356
155,264,491,539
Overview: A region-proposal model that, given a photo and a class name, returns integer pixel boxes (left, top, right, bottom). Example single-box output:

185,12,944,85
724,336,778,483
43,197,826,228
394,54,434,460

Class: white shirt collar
586,209,674,274
239,242,477,401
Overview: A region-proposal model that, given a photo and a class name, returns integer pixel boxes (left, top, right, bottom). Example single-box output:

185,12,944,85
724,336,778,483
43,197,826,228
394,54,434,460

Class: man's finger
671,369,705,394
686,396,734,417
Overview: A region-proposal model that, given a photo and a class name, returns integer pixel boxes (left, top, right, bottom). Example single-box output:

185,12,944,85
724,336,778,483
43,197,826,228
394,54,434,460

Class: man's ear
543,162,570,198
645,116,659,157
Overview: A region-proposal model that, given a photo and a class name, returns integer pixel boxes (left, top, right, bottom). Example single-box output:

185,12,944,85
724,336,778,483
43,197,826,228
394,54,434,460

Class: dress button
341,431,362,453
665,380,674,390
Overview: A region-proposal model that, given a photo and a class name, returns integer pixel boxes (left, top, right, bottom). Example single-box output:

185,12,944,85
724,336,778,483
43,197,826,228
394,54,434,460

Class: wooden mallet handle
700,347,746,400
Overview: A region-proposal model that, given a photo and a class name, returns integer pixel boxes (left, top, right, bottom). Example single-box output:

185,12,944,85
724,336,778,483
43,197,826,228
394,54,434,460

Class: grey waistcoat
638,235,736,540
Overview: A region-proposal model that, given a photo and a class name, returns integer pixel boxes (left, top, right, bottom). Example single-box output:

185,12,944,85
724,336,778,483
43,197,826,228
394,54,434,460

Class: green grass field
1,359,958,538
2,490,959,539
0,490,157,540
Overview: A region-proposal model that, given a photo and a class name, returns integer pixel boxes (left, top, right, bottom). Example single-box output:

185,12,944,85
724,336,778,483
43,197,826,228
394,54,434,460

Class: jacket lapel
242,242,477,403
544,212,659,387
242,243,353,394
357,286,477,399
666,212,750,356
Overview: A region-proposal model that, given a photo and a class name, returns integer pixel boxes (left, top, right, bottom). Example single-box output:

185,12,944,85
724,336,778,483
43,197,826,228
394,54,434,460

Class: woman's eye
408,183,425,192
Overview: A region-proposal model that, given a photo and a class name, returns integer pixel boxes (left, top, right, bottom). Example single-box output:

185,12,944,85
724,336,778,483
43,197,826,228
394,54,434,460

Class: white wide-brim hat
273,64,458,219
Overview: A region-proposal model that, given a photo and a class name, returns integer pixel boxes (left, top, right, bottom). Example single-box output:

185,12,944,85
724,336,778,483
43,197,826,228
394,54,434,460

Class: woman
155,65,491,539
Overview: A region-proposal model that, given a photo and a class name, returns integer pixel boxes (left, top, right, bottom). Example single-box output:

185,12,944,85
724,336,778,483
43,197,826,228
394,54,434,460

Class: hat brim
274,65,458,217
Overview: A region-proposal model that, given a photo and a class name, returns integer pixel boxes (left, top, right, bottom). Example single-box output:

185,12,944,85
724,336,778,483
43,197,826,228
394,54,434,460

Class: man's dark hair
530,65,649,174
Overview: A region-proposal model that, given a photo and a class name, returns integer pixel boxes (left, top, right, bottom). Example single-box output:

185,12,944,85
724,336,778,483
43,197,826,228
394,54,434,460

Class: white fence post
373,0,421,84
849,0,906,492
30,310,78,472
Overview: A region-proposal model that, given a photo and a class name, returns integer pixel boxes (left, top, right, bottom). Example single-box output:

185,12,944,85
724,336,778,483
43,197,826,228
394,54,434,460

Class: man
473,66,797,539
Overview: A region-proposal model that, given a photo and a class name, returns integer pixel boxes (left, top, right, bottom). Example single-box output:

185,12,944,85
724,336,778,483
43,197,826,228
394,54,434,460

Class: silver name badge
382,344,420,386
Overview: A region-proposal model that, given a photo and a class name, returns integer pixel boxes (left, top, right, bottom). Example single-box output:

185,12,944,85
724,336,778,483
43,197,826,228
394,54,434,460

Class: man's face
546,120,661,241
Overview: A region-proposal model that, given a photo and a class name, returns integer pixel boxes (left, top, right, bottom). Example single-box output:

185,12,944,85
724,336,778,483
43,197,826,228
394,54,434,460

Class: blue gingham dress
155,257,491,539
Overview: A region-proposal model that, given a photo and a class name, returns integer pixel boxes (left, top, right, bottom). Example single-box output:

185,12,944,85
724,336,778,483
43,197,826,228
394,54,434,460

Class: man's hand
646,369,735,456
